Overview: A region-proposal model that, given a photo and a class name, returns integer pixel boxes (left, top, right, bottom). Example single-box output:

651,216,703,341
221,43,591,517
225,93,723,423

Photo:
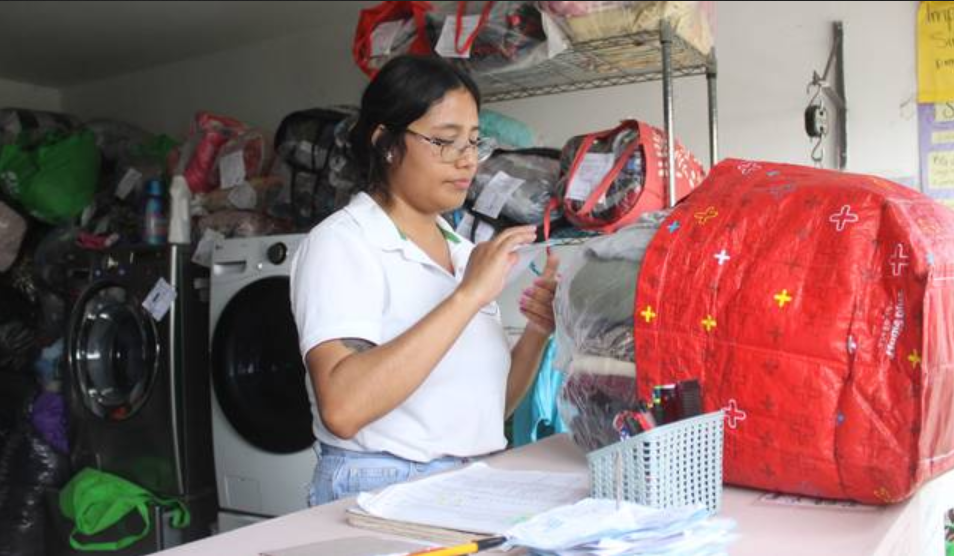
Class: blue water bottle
143,179,168,245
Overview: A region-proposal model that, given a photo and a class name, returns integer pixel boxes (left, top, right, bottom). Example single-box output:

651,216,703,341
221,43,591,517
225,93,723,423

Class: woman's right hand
457,225,537,309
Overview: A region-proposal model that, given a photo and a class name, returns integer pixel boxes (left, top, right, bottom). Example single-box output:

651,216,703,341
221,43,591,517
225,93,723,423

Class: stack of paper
355,463,588,533
348,462,589,544
504,498,736,556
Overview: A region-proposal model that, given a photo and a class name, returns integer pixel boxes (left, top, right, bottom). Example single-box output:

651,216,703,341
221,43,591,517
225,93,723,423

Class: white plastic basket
587,410,724,514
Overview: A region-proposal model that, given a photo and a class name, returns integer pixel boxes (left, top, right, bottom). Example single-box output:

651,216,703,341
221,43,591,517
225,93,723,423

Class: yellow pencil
406,536,508,556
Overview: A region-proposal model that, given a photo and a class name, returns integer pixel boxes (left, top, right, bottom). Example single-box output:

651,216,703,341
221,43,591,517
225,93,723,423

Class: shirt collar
344,192,471,275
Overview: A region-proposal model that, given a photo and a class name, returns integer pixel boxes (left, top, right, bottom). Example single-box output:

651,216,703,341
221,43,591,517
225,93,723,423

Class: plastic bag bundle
0,201,27,272
274,108,354,175
195,210,292,240
327,113,363,195
173,112,260,194
429,1,554,76
269,159,344,231
479,110,535,150
467,148,560,225
556,120,703,234
0,130,100,225
553,213,666,452
0,109,81,147
353,1,436,77
538,1,715,56
557,126,644,225
0,414,71,556
0,285,38,376
85,119,154,165
209,130,268,188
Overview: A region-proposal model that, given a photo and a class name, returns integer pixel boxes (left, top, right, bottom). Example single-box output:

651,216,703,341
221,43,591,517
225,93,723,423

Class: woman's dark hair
350,55,481,198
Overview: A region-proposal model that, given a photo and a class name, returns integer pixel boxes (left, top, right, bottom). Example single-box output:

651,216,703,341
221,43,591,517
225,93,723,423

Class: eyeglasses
405,128,495,163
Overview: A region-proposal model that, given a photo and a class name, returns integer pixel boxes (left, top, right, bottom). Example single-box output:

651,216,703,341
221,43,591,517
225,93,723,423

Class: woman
290,55,557,506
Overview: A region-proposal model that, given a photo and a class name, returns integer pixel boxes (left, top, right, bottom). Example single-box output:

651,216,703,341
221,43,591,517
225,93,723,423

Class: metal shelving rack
476,21,718,208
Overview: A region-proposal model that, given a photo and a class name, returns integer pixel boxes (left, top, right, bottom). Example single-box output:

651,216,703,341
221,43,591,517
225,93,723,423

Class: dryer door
69,283,159,421
212,276,314,453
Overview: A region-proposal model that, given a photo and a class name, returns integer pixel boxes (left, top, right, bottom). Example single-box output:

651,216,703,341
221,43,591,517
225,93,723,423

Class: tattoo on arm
340,338,376,353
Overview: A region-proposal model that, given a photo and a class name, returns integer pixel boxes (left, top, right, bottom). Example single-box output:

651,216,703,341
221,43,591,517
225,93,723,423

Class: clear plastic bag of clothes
274,108,354,174
467,148,560,225
429,1,560,76
353,1,436,77
85,119,154,165
556,120,703,234
557,124,644,227
553,212,667,452
270,160,344,231
193,176,283,214
195,209,292,240
209,129,269,189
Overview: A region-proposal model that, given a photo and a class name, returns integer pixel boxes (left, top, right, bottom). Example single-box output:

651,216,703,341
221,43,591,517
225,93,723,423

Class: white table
156,434,953,556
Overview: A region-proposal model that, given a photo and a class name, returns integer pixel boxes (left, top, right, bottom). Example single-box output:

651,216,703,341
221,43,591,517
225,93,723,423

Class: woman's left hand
519,253,559,335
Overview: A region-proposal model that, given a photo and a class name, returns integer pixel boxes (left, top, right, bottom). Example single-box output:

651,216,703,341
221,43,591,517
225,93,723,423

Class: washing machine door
69,283,159,421
212,276,314,454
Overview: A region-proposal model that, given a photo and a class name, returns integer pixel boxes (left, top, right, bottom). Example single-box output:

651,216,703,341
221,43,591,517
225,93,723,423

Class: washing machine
66,244,217,549
209,234,315,530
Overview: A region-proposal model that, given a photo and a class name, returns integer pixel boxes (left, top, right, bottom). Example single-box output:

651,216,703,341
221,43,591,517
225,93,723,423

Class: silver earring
385,152,394,164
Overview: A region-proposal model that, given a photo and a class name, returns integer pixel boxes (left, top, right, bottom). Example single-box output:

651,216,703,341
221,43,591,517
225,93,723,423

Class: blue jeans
307,443,473,506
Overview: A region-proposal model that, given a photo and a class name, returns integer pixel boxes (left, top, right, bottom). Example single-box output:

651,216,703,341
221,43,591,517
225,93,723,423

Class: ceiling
0,1,370,88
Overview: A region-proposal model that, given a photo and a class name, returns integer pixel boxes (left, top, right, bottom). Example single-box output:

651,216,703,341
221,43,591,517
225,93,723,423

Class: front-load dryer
209,234,315,529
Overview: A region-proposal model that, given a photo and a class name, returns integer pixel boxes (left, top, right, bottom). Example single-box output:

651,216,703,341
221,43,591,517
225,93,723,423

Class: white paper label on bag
566,153,614,202
80,204,96,228
371,19,405,56
219,150,246,189
541,11,569,59
227,182,257,210
435,15,481,58
142,277,177,322
474,172,525,217
115,168,142,199
191,229,225,268
473,172,525,219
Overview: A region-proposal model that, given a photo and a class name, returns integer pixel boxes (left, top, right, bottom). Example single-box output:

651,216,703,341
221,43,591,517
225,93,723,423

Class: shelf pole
706,50,719,168
661,21,677,208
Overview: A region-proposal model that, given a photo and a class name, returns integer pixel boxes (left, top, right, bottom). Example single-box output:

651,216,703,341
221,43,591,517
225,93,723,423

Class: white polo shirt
289,192,511,462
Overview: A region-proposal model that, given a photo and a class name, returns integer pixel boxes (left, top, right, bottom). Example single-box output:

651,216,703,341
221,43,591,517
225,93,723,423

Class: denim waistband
316,442,473,465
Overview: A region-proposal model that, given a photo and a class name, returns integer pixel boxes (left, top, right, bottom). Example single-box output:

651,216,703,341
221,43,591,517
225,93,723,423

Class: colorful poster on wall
919,102,954,209
918,1,954,103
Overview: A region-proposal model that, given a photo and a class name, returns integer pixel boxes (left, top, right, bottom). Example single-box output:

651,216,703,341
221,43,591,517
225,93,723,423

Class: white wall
63,24,369,138
63,1,919,181
0,76,62,112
